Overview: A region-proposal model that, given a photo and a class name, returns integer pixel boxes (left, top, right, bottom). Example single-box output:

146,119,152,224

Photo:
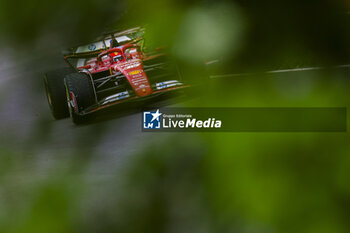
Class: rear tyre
64,72,97,124
44,67,74,119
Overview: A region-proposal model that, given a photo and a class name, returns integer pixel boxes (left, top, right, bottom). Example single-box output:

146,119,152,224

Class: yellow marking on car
129,70,142,75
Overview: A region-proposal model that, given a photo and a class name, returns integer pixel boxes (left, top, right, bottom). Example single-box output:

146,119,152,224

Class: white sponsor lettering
163,118,222,128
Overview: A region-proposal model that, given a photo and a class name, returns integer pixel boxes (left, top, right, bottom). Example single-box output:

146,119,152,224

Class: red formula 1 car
44,27,189,124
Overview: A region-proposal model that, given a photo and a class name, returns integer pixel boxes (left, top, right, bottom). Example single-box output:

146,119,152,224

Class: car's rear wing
63,27,145,59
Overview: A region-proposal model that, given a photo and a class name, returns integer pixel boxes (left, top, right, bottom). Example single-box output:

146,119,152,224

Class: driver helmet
110,52,123,62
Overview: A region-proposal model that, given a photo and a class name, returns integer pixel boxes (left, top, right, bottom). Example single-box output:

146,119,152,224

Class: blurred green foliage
1,0,350,232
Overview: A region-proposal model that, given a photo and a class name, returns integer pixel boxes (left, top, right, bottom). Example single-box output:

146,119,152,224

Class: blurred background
0,0,350,232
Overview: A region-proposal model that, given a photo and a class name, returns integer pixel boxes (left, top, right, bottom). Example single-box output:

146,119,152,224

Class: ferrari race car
44,27,189,124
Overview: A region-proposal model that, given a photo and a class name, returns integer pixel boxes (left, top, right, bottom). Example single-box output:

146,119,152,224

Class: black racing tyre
64,72,97,124
44,67,74,119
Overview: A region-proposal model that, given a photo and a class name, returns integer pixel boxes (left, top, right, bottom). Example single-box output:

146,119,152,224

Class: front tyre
64,72,97,124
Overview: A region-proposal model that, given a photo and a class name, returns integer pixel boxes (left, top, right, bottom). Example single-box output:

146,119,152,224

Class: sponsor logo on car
102,91,129,105
129,70,142,75
88,44,97,51
156,80,182,90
